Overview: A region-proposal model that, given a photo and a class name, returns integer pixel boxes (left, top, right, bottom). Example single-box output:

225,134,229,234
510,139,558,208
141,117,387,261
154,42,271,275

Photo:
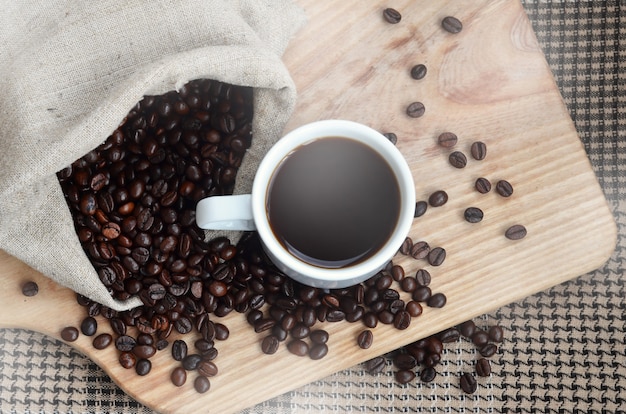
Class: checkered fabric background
1,1,624,412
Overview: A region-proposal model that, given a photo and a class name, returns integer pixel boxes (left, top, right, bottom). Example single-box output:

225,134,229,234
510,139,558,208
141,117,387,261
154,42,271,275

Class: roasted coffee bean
414,269,431,286
92,333,112,350
405,301,422,317
472,330,490,347
475,177,492,194
133,344,156,359
357,330,373,349
365,356,386,375
406,102,425,118
171,339,188,361
363,312,378,328
399,237,413,255
382,7,401,24
214,323,229,340
428,190,448,207
470,141,487,160
427,247,446,266
394,353,417,370
287,339,309,357
410,64,427,80
115,335,136,352
420,367,437,383
479,343,498,358
309,330,329,345
135,359,151,376
437,328,460,343
488,325,504,342
495,180,514,197
290,323,310,340
505,224,527,240
458,320,477,338
194,376,211,393
60,326,79,342
182,354,203,371
393,310,411,330
382,132,398,145
261,335,280,355
476,358,492,377
309,343,329,360
426,292,447,308
119,352,136,369
460,372,478,394
80,316,97,336
21,281,39,297
390,265,404,281
412,286,431,302
171,367,187,387
437,132,458,148
464,207,484,223
449,151,467,168
395,369,416,384
442,16,463,33
410,241,430,260
400,276,417,292
414,200,427,218
198,361,219,377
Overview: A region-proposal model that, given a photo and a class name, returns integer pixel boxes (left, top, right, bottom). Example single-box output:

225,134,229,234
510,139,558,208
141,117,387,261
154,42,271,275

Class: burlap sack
0,0,306,311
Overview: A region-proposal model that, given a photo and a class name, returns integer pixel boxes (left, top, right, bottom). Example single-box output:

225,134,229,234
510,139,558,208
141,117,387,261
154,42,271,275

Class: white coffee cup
195,120,415,288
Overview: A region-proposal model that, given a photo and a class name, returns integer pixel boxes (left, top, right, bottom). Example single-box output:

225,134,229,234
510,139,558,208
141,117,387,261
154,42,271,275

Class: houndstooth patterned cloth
1,1,624,412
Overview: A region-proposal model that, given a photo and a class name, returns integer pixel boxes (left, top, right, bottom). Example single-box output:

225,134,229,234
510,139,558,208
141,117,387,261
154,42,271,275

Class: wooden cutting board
0,0,617,413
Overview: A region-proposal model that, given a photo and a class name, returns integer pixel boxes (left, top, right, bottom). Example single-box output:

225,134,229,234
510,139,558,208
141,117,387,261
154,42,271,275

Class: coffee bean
464,207,484,223
410,241,430,260
427,247,446,266
475,177,492,194
460,372,478,393
420,367,437,383
479,343,498,357
472,330,490,347
470,141,487,160
449,151,467,168
194,376,211,393
442,16,463,33
410,64,427,80
287,339,309,357
393,310,411,330
357,330,374,349
92,333,112,350
412,286,432,302
488,325,504,342
197,361,219,377
171,339,188,361
437,132,458,148
395,369,416,384
60,326,79,342
414,200,427,217
476,358,492,377
365,356,386,375
406,102,425,118
414,269,431,286
382,132,398,145
310,330,329,345
426,292,447,308
382,7,401,24
505,224,527,240
182,354,203,371
119,352,136,369
495,180,514,197
400,276,417,292
309,343,329,360
80,316,97,336
21,281,39,297
171,367,187,387
394,353,417,370
405,301,422,317
458,320,476,338
437,328,460,343
428,190,448,207
135,359,151,376
115,335,136,352
261,335,280,355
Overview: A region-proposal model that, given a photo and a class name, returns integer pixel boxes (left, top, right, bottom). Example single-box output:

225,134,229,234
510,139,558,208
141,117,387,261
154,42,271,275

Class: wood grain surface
0,1,617,413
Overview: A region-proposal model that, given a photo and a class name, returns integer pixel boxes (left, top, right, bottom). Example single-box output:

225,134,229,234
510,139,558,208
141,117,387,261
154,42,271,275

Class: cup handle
195,194,256,230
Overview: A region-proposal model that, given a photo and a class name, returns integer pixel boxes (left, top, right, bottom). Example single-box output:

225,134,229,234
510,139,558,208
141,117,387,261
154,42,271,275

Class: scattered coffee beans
383,8,402,24
437,132,458,148
449,151,467,168
505,224,527,240
410,64,427,80
495,180,514,197
470,141,487,160
60,327,79,342
21,281,39,297
406,101,425,118
428,190,448,207
475,177,492,194
442,16,463,34
464,207,484,223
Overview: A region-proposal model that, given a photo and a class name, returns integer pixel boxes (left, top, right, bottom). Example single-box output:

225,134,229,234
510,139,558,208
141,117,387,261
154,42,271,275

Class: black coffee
267,137,401,268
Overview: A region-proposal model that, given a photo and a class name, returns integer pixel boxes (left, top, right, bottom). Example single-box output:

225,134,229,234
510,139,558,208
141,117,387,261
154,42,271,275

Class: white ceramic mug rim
250,119,415,285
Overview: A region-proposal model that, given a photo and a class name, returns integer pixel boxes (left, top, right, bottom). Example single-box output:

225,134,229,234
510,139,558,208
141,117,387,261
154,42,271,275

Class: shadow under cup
252,120,415,289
